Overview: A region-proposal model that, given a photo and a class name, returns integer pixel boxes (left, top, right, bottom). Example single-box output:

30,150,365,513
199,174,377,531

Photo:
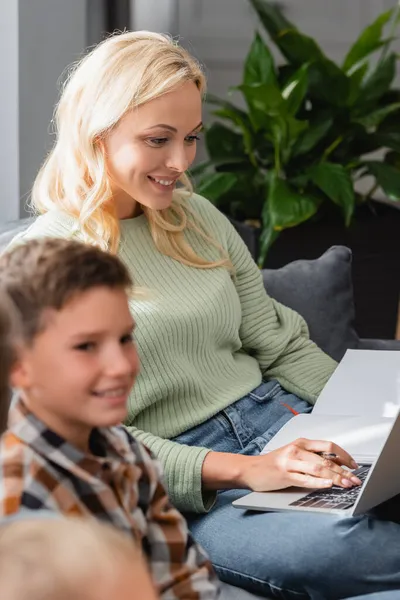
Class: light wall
0,0,90,222
18,0,87,216
1,1,19,221
131,0,178,34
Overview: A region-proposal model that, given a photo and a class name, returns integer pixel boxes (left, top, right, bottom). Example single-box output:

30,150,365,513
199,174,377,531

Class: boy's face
11,286,139,450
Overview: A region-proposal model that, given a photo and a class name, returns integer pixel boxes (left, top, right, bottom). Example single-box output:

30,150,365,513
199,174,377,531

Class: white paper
261,413,393,462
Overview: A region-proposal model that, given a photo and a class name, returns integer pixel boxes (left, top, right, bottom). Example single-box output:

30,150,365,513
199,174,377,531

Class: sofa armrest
357,338,400,351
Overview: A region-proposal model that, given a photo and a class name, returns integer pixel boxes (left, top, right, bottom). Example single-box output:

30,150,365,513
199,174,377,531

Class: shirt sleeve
129,435,220,600
190,194,337,404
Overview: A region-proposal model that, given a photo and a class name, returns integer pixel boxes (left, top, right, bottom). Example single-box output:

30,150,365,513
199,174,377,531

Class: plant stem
274,145,281,175
322,135,343,162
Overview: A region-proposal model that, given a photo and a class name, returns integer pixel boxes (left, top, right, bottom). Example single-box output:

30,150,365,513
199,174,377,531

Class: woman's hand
202,439,362,492
239,438,362,492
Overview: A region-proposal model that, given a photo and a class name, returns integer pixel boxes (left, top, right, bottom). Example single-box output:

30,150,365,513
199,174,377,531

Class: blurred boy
0,238,218,599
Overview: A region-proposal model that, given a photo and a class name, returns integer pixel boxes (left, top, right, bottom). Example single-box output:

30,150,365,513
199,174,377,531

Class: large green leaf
249,0,325,65
248,0,294,38
281,117,309,164
238,82,284,130
205,123,245,163
308,59,350,106
267,172,320,230
354,102,400,129
206,94,249,121
258,202,280,267
361,52,397,104
276,30,325,65
292,114,333,156
307,162,355,225
375,132,400,153
196,172,238,204
286,116,308,140
342,9,393,72
347,62,369,105
282,63,309,115
244,33,277,87
213,108,256,164
365,161,400,200
206,94,256,163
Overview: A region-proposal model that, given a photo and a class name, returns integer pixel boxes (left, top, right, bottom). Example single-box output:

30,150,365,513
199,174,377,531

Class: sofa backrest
262,246,359,361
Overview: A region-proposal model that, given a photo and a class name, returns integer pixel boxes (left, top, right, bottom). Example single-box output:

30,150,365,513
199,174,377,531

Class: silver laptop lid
353,409,400,515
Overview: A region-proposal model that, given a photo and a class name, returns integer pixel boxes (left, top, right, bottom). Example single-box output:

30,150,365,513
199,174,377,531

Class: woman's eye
121,333,134,345
148,137,168,146
74,342,96,352
185,135,201,144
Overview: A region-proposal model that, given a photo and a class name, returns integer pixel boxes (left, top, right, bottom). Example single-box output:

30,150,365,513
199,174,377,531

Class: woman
11,31,400,599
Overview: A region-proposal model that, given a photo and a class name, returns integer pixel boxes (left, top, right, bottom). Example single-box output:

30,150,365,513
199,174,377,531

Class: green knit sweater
12,194,336,513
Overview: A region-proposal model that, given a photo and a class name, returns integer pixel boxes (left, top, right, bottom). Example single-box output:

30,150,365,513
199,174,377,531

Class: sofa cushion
262,246,359,362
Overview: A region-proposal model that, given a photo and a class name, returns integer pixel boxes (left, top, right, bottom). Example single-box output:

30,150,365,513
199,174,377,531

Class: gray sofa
1,218,399,600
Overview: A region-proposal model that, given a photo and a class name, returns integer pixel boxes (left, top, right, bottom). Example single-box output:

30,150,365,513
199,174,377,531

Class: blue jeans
172,381,400,600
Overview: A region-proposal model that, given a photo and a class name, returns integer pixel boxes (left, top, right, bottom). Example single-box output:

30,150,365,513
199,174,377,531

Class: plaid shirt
0,398,219,599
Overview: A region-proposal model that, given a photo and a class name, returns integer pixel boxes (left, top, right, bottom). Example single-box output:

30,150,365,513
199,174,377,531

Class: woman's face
104,81,203,219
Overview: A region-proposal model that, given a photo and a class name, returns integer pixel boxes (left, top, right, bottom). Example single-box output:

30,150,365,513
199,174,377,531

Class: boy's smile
11,286,139,451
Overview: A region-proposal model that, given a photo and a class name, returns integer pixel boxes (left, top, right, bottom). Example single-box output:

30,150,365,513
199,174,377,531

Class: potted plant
194,0,400,338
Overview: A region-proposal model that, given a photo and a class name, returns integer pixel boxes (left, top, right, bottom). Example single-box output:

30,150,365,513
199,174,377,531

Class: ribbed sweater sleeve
126,425,215,514
193,195,337,403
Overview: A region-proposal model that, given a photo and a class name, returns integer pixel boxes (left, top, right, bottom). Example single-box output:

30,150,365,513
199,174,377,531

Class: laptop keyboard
289,465,371,510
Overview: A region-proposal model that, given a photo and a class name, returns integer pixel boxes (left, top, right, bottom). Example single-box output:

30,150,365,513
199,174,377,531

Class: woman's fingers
288,471,334,489
288,458,361,488
294,438,358,470
295,448,361,486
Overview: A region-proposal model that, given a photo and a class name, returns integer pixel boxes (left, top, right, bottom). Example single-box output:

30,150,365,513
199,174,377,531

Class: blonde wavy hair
32,30,230,269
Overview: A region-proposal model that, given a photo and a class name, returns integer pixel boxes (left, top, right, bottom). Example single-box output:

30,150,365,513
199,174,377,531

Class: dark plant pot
230,200,400,340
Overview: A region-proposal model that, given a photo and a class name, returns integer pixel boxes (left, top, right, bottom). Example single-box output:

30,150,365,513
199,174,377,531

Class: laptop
232,408,400,516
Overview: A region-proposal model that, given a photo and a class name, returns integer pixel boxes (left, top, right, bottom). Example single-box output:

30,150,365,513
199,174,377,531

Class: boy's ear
10,352,33,390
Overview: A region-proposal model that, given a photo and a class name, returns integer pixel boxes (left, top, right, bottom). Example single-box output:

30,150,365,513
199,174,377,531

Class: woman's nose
165,147,191,173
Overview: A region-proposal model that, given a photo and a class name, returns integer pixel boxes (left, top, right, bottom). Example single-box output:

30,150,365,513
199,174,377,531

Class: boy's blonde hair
0,517,157,600
32,30,230,270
